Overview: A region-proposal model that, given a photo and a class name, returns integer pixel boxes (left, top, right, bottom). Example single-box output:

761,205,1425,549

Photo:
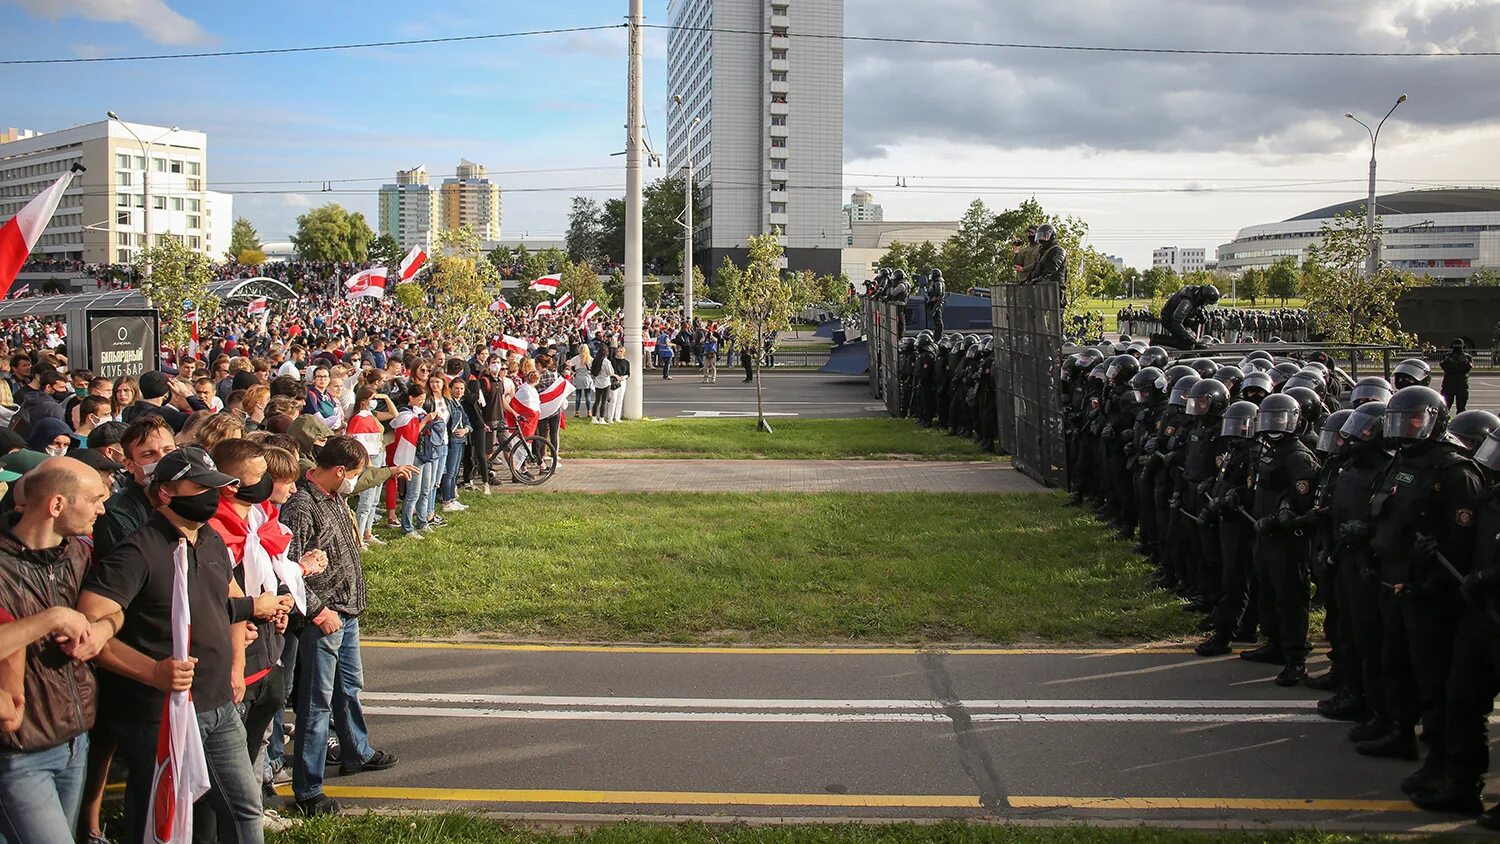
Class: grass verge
271,816,1392,844
362,492,1190,643
561,418,1000,461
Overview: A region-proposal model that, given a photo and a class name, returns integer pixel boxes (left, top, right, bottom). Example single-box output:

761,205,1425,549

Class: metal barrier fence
992,282,1067,488
862,300,906,414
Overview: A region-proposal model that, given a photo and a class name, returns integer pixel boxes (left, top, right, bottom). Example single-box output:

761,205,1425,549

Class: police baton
1430,549,1465,584
1179,509,1204,526
1235,506,1258,526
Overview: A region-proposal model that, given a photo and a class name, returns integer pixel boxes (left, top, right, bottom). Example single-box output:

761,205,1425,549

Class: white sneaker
442,500,467,512
403,530,425,540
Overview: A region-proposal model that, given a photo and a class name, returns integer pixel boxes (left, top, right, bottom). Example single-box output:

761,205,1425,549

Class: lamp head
1397,94,1408,104
107,111,119,120
1344,112,1355,119
672,94,683,105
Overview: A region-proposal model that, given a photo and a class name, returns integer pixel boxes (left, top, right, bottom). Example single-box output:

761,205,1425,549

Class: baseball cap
74,448,125,474
1,449,47,475
138,371,171,400
0,428,25,455
150,445,238,488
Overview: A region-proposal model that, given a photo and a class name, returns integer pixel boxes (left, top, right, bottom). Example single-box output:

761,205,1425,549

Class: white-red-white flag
9,283,28,298
554,292,574,310
143,540,210,844
488,297,510,314
643,336,656,352
535,300,554,318
397,245,427,283
529,273,560,293
576,300,599,326
183,309,200,360
246,297,268,315
536,376,575,419
390,406,425,467
344,267,388,300
498,334,528,355
0,164,83,297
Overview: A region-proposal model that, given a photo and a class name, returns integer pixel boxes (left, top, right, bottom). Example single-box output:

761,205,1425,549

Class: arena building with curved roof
1216,188,1500,281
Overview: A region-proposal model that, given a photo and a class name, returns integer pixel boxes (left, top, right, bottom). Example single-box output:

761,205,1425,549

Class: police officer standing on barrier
1157,285,1221,350
925,269,947,337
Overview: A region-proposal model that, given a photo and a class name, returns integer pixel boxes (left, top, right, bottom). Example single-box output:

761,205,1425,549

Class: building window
134,156,145,170
172,197,184,211
117,249,131,262
188,198,200,212
116,153,130,169
117,211,131,226
118,232,131,246
771,138,788,147
169,160,183,174
187,215,200,229
772,71,787,82
188,236,201,250
153,196,166,210
153,158,167,172
188,161,200,176
116,171,131,186
117,194,131,208
187,179,201,191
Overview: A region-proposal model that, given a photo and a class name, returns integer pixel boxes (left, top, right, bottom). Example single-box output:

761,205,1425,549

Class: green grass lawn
362,492,1190,643
271,816,1395,844
561,418,999,461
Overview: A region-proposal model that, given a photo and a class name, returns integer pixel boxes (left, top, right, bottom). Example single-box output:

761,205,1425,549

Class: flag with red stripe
536,376,574,418
529,273,560,293
397,245,427,283
488,297,510,314
498,334,528,355
390,406,425,467
143,540,210,843
535,300,554,318
554,292,574,310
246,297,268,315
344,267,388,300
576,300,599,326
0,164,84,297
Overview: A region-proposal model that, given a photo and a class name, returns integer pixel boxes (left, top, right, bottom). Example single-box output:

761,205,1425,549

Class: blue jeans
574,385,593,414
400,458,438,532
114,701,263,844
423,448,446,521
0,733,88,844
439,439,465,502
293,613,373,802
354,482,380,538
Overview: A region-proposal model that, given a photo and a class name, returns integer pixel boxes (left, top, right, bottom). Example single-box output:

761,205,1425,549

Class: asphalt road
286,642,1478,833
639,371,884,419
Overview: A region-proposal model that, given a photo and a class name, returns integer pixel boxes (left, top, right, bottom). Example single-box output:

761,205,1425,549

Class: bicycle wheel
509,435,557,485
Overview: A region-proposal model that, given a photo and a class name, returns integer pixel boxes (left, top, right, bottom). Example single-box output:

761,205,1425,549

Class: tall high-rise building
440,159,502,241
0,120,212,265
666,0,844,275
378,165,438,251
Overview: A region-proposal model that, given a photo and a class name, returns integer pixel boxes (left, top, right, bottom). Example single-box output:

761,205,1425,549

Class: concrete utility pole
108,113,177,281
673,94,701,323
1345,94,1407,277
623,0,645,419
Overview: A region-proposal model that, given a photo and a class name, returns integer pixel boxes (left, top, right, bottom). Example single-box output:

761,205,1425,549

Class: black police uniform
1250,433,1321,668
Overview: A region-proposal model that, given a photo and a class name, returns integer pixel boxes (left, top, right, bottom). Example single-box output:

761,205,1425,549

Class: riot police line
1062,340,1500,826
1117,303,1313,345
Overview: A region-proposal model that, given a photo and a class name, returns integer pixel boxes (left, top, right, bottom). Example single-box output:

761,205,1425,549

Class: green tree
290,204,374,263
1096,263,1126,299
1119,266,1141,299
595,177,688,271
402,225,500,343
604,268,625,311
137,238,219,353
565,197,607,266
1155,267,1183,299
369,233,405,271
1265,256,1300,304
939,200,1001,293
1466,268,1500,286
235,248,267,266
1236,268,1266,304
559,260,607,313
1301,210,1421,344
227,216,261,262
725,232,813,432
644,274,663,309
714,256,741,308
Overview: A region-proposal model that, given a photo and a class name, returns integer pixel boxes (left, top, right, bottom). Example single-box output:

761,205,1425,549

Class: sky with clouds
2,0,1498,267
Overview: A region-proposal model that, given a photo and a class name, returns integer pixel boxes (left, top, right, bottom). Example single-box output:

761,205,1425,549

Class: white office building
378,165,438,251
666,0,844,275
1153,246,1206,275
0,120,211,266
1216,188,1500,281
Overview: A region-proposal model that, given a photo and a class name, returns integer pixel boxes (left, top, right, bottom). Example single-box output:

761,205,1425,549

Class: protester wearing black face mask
79,445,285,844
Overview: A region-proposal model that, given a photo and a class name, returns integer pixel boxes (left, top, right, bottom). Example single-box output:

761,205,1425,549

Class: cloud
13,0,214,46
69,43,113,58
284,194,313,209
843,0,1500,159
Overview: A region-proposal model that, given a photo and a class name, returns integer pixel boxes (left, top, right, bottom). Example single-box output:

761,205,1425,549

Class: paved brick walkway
502,459,1045,494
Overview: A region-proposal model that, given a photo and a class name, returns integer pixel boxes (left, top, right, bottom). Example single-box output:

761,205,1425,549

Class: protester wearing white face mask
279,435,398,817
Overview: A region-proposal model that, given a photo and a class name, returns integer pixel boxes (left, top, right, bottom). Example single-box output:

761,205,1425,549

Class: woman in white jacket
590,348,616,425
606,345,630,423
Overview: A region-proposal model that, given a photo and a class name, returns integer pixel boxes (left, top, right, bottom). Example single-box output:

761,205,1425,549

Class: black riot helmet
1348,376,1393,407
1163,364,1198,389
928,268,944,283
1197,285,1222,305
952,335,970,354
917,333,936,350
965,343,981,359
1241,358,1272,374
1257,392,1302,438
1187,358,1217,379
1383,385,1448,443
1340,400,1387,447
937,333,953,351
1283,368,1327,396
1221,400,1259,439
1168,374,1202,408
1213,365,1244,391
1473,428,1500,473
1303,361,1330,377
1105,354,1140,385
1141,346,1170,370
1316,409,1355,455
1245,350,1275,365
1273,361,1302,380
900,336,916,351
965,334,982,347
1447,409,1500,455
1035,223,1056,243
1283,386,1325,430
1392,358,1432,389
1238,371,1274,405
1185,378,1230,417
1077,346,1105,366
1130,367,1168,404
1088,363,1108,383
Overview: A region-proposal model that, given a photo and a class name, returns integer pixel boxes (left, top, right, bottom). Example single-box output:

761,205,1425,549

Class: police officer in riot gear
1358,386,1484,796
913,333,939,427
1180,377,1232,610
1349,376,1395,407
1244,392,1322,686
1392,358,1433,390
1239,371,1274,406
1446,410,1499,455
1128,366,1170,557
1157,284,1222,350
897,336,917,417
1196,399,1261,656
1155,374,1202,589
1101,354,1141,532
926,268,947,336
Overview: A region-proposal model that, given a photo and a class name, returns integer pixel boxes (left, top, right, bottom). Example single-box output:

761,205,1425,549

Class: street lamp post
107,112,178,281
1345,94,1407,277
672,94,701,323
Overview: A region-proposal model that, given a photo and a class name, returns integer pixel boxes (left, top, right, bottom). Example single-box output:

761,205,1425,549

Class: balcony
769,146,790,159
770,15,790,28
769,189,789,203
770,80,790,95
769,212,789,226
769,169,789,182
770,59,790,72
770,102,790,116
769,124,789,138
770,35,790,49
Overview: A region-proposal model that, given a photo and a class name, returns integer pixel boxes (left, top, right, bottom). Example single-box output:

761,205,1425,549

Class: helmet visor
1384,409,1437,441
1340,412,1382,442
1185,395,1213,416
1316,428,1341,454
1258,409,1298,434
1349,384,1390,406
1475,435,1500,472
1134,389,1154,404
1221,415,1256,438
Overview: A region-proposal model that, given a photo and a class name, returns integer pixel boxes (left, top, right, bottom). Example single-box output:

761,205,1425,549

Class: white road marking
363,692,1320,711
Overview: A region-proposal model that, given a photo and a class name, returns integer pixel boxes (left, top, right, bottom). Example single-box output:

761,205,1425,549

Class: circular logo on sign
117,327,128,341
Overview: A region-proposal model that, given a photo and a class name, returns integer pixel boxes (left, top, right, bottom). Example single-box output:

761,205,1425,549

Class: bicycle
487,421,557,486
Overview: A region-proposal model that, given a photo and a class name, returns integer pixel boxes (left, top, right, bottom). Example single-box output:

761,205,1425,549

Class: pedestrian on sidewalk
702,332,718,383
657,329,675,380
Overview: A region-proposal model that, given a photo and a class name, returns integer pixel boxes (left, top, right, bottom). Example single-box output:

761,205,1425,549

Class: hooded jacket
12,388,65,439
0,527,96,751
287,413,394,497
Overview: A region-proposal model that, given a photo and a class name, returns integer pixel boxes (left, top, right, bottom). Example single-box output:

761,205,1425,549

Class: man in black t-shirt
78,446,284,844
